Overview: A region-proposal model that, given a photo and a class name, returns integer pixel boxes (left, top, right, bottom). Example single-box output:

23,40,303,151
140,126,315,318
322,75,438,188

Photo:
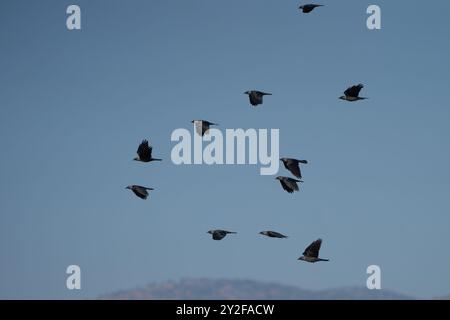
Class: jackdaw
275,176,303,193
280,158,308,179
134,140,161,162
125,185,154,200
207,229,237,241
259,231,288,238
299,4,324,13
244,91,272,106
298,238,329,263
339,84,368,102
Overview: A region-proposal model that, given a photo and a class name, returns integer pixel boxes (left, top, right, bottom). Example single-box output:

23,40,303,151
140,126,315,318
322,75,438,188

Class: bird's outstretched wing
269,231,287,238
132,185,153,199
301,4,323,13
282,177,300,193
303,239,322,258
213,231,226,240
344,84,364,97
137,140,151,160
194,121,211,136
283,178,300,191
284,159,302,179
132,186,148,199
255,91,272,97
201,122,211,136
249,92,263,106
279,179,293,193
132,190,147,199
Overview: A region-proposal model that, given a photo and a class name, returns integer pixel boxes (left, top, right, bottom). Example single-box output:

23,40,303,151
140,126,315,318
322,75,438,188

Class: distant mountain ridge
434,295,450,300
100,278,414,300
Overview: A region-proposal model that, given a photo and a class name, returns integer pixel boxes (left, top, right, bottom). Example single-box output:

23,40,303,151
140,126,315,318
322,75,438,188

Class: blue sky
1,0,449,299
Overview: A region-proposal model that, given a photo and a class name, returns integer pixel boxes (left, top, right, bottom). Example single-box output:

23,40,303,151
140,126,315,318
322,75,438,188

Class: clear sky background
1,0,449,299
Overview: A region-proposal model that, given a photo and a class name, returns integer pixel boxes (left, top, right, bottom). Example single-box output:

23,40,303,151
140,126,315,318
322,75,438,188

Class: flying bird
191,120,218,136
298,239,329,263
134,140,161,162
125,185,154,200
339,84,368,102
280,158,308,179
275,176,303,193
244,90,272,107
259,231,288,239
299,4,324,13
207,229,237,241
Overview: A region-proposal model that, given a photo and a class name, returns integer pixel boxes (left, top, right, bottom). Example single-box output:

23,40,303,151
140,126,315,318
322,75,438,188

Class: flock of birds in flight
125,3,368,263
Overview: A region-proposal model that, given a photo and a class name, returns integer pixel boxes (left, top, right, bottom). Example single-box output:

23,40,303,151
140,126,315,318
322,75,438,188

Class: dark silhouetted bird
298,239,329,263
280,158,308,179
299,4,324,13
244,90,272,106
259,231,288,238
275,176,302,193
191,120,218,136
207,229,237,241
134,140,161,162
339,84,368,102
125,185,154,200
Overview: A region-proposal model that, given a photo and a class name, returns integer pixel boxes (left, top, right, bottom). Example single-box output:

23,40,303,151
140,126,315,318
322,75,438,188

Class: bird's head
133,157,139,161
275,176,282,181
259,231,268,236
244,91,250,95
280,158,287,163
339,95,346,100
207,230,213,235
125,186,132,190
298,5,304,9
298,256,306,261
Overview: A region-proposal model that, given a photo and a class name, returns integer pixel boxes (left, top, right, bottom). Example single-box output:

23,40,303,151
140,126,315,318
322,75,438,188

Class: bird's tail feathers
299,160,308,164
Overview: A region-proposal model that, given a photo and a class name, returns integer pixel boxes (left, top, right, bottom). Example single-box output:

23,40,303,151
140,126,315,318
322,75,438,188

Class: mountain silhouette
99,278,413,300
